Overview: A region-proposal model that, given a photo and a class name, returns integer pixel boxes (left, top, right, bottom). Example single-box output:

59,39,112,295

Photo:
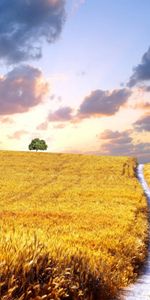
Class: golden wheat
0,151,148,299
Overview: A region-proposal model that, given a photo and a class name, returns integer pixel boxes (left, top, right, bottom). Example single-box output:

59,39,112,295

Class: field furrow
0,151,148,299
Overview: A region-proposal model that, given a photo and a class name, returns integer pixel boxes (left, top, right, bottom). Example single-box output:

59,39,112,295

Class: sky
0,0,150,162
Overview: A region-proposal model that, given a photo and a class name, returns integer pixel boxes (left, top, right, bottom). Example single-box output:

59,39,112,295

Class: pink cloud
0,65,49,115
8,130,28,140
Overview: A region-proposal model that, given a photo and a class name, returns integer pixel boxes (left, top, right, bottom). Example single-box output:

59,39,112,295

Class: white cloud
71,0,86,14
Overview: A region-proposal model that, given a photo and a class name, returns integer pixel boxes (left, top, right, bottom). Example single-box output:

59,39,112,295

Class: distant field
0,151,148,300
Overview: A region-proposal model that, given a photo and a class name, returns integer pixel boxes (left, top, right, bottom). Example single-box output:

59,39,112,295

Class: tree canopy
28,138,48,151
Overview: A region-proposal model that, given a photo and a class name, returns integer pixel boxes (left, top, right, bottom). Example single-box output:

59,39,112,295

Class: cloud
100,130,126,140
0,65,49,115
134,114,150,132
100,130,132,155
36,106,74,130
8,130,28,140
0,117,14,124
36,84,134,129
53,123,66,129
71,0,86,14
36,88,132,128
48,106,74,121
37,121,48,130
0,0,66,64
49,94,62,102
100,129,133,144
142,85,150,92
77,70,86,77
128,47,150,87
36,114,68,130
99,129,150,163
134,101,150,110
77,88,131,119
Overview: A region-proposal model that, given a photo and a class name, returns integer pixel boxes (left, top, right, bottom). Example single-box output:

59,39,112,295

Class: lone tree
29,138,48,152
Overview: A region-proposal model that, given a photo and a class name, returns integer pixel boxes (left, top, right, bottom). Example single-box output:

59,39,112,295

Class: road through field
123,164,150,300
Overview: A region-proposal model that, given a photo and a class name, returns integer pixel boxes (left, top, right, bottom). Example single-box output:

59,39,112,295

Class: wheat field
0,151,148,300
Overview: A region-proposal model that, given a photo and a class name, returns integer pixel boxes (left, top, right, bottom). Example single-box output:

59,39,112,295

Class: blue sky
40,0,150,86
34,0,150,107
0,0,150,162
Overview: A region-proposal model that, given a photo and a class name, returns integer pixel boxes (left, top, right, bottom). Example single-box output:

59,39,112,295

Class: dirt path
122,164,150,300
